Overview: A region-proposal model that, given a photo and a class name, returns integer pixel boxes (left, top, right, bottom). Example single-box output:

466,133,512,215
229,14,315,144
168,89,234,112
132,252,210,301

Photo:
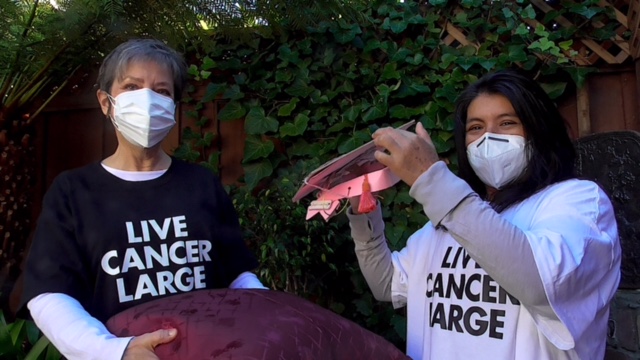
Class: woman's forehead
115,59,173,83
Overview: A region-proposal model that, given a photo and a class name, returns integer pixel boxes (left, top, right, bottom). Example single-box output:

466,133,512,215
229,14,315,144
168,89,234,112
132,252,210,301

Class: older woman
20,39,265,360
348,69,621,359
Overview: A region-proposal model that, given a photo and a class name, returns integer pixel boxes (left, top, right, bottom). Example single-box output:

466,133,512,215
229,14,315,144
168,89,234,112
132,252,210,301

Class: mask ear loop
104,92,120,130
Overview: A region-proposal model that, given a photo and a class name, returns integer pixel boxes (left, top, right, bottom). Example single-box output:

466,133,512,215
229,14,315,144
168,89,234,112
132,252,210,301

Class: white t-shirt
392,177,620,360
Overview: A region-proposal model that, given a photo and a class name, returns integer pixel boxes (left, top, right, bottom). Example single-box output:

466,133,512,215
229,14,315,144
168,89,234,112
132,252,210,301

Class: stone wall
607,290,640,360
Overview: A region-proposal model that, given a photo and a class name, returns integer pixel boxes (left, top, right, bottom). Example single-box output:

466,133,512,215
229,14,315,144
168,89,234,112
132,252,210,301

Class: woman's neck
102,145,171,171
486,186,498,201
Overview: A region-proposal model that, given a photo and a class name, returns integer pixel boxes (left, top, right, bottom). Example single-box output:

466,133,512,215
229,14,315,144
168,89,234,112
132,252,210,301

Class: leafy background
0,0,627,358
175,0,619,349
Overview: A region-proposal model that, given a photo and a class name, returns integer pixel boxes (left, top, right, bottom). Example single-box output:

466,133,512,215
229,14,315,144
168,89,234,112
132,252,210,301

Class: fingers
373,149,391,167
135,328,178,349
415,122,429,140
372,127,403,155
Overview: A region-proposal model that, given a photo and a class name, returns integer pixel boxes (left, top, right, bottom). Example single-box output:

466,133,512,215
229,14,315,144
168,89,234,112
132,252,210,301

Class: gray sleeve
409,161,551,313
346,205,393,302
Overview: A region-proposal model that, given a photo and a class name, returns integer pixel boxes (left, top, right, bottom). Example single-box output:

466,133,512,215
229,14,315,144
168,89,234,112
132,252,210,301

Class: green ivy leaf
507,44,528,62
558,40,573,51
195,132,215,147
278,98,300,116
201,56,216,70
285,78,315,98
173,142,200,163
540,82,567,99
455,56,476,71
343,104,362,122
522,5,537,19
405,52,424,65
573,5,600,19
202,83,225,102
288,139,323,157
391,314,407,339
515,23,530,36
440,53,457,68
243,160,274,189
354,298,373,316
333,24,362,44
327,120,354,134
434,83,458,103
337,131,369,154
310,90,329,104
534,24,549,37
200,70,211,80
565,67,595,88
389,18,409,34
389,104,423,119
337,80,355,93
217,101,246,121
245,107,279,134
222,85,244,100
529,38,555,52
275,69,294,83
362,102,388,122
244,136,274,162
380,63,401,80
280,113,309,137
479,58,497,71
395,189,413,204
188,64,199,76
428,0,448,6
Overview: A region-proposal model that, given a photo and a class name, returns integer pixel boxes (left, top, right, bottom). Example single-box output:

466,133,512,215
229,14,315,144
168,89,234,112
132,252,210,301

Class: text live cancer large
99,215,213,303
426,245,520,339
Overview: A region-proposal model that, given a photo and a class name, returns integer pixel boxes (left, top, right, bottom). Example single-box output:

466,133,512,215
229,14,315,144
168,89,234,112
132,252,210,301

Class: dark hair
97,39,188,100
453,69,576,212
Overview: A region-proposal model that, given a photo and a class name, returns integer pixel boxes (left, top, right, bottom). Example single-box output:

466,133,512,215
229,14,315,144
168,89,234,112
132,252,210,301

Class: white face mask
108,88,176,148
466,133,529,190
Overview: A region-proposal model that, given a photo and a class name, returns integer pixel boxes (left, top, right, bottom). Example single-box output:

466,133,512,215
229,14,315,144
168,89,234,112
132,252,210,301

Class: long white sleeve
28,272,265,360
346,205,394,302
410,161,550,310
27,293,132,360
229,271,268,289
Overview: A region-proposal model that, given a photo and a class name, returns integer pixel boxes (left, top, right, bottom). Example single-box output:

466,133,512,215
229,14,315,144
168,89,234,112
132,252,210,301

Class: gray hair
97,39,188,100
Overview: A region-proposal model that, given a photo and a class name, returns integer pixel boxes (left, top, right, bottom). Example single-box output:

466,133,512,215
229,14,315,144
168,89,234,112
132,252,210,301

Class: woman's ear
96,89,111,117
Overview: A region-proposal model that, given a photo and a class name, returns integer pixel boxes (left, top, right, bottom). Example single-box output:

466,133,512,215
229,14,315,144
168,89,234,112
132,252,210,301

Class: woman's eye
124,84,139,90
467,125,482,132
157,89,171,97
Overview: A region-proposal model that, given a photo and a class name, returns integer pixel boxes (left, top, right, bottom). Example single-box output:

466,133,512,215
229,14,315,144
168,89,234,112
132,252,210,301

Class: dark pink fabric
106,289,410,359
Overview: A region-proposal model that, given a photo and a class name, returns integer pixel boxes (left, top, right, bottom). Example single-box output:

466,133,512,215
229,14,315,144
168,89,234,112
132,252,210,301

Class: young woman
348,69,620,359
21,39,266,360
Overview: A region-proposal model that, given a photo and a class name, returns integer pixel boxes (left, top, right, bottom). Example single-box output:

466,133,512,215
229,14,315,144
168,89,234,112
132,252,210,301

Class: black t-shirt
20,158,258,322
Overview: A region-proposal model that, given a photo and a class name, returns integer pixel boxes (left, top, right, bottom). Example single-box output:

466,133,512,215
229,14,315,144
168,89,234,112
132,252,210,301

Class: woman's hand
372,122,440,186
123,328,177,360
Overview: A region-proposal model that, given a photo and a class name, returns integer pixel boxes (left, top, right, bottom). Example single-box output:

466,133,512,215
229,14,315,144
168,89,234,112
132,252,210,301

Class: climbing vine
176,0,621,346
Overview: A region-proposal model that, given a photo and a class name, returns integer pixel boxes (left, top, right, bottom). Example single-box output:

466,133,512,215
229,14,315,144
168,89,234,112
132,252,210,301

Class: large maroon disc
106,289,409,359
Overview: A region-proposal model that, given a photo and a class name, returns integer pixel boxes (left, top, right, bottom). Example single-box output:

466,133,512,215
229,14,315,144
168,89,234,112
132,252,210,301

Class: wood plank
557,92,579,139
445,23,474,47
598,0,628,28
589,73,627,133
621,70,639,131
218,119,246,185
44,109,105,189
577,85,591,137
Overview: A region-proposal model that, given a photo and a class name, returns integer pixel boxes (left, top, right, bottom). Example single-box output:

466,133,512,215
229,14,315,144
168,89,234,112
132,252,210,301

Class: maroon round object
106,289,409,359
